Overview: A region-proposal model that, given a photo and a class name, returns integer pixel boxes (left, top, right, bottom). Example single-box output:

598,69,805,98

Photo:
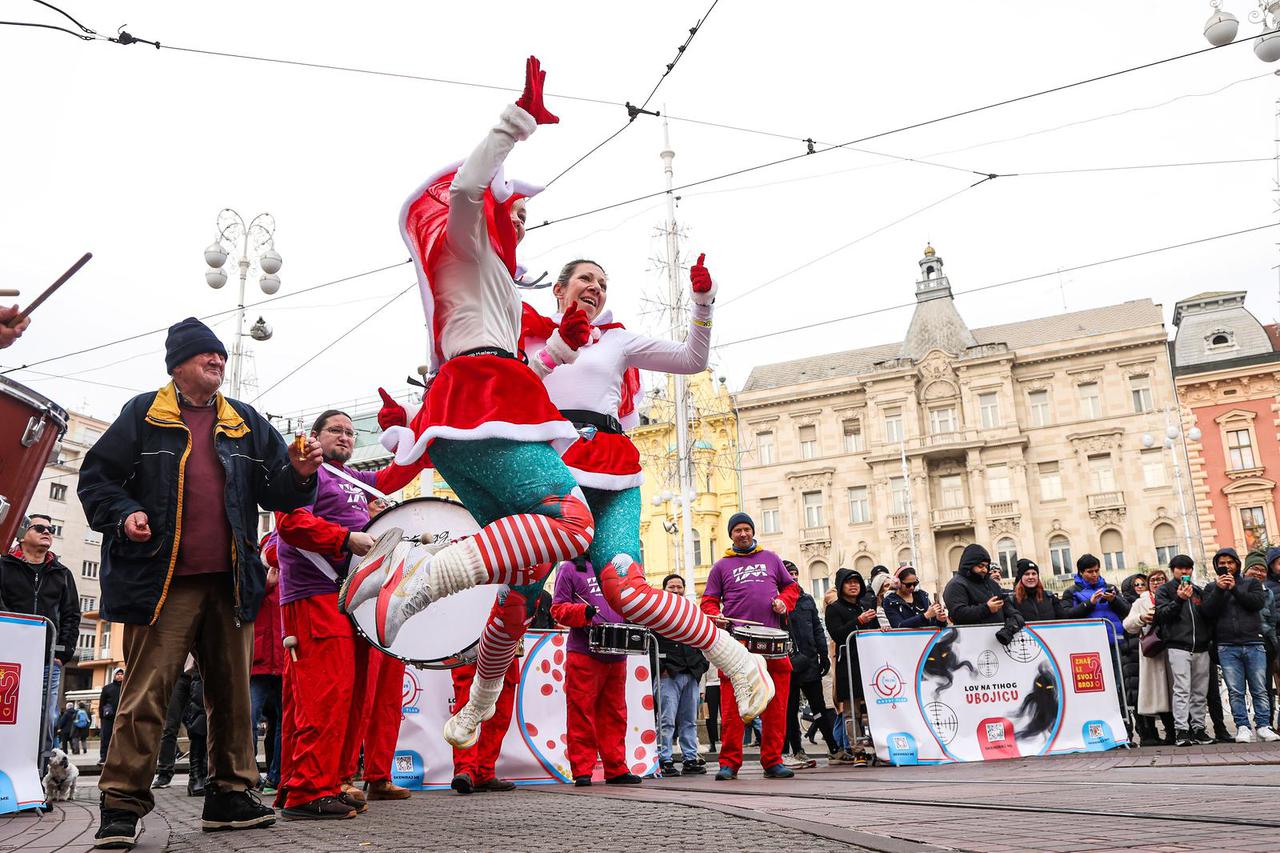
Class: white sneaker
1256,726,1280,742
704,630,775,723
372,549,437,647
443,676,503,749
1235,726,1254,744
339,528,406,615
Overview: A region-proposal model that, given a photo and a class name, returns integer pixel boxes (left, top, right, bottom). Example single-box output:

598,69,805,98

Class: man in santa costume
701,512,800,781
344,58,771,748
550,557,640,786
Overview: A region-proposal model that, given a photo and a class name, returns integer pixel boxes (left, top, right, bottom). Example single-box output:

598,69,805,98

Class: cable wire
713,223,1278,350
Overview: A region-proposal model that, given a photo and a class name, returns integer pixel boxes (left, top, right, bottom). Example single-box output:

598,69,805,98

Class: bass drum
0,376,68,549
348,496,497,669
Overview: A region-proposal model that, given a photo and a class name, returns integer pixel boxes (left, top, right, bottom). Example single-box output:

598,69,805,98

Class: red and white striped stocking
598,555,719,650
472,491,594,584
474,589,531,682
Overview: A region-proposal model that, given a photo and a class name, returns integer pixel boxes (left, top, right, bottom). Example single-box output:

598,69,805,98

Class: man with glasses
0,513,81,764
274,409,420,819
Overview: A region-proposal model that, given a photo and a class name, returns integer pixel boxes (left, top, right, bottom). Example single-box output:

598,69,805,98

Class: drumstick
7,252,91,327
0,289,17,297
725,616,764,626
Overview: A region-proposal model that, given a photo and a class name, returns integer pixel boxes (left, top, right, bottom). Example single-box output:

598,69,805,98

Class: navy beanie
727,512,754,536
165,317,227,374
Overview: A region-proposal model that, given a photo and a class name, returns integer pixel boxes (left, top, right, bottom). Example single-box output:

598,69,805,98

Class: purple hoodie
551,560,625,662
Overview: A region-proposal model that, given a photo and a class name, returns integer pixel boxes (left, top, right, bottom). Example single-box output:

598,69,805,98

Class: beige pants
99,573,256,816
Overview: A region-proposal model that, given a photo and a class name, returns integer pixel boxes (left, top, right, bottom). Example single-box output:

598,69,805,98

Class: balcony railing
1087,491,1125,511
800,525,831,543
927,431,963,447
987,500,1019,519
888,513,909,529
931,506,973,527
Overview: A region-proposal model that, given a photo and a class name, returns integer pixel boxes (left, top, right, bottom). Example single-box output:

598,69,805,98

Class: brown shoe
340,782,367,804
281,796,357,820
336,792,368,814
474,777,516,793
364,779,411,800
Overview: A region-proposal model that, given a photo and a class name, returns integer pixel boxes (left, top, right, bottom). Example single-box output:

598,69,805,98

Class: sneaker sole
281,809,356,820
737,653,774,723
92,833,140,850
338,528,403,615
201,814,276,832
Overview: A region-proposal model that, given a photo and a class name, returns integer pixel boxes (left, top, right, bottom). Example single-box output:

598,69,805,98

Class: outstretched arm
624,253,716,374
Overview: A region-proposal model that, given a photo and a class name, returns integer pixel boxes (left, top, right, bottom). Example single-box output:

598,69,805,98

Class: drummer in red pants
449,657,520,795
550,557,641,786
701,512,800,780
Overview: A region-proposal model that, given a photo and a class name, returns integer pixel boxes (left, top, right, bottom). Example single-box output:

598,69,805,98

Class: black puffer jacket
1116,574,1146,712
942,544,1024,627
0,549,80,664
787,588,828,684
1154,576,1211,653
1011,588,1091,623
1202,567,1267,646
825,568,872,704
657,634,709,679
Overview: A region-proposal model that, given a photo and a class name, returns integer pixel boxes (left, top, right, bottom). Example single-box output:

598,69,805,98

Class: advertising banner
0,612,50,814
855,620,1128,765
392,630,660,788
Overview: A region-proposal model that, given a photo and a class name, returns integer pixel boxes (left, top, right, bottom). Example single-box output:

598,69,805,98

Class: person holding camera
942,544,1025,645
1205,549,1277,743
1154,555,1214,746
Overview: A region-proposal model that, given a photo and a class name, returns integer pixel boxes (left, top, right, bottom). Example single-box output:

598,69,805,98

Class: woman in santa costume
344,59,770,750
520,255,775,729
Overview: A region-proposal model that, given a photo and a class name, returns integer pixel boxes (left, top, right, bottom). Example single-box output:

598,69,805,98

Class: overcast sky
3,1,1278,424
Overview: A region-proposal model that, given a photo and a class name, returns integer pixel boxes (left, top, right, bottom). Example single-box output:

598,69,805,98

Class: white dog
43,748,78,802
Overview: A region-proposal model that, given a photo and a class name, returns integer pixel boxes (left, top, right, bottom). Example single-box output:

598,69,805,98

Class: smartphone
1213,565,1229,577
1179,576,1192,586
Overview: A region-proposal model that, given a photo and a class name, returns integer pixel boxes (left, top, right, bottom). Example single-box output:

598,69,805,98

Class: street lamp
1202,1,1280,61
651,489,696,594
1142,409,1204,563
203,209,283,398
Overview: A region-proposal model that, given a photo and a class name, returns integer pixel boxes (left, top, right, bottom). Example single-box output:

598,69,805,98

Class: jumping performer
449,590,522,795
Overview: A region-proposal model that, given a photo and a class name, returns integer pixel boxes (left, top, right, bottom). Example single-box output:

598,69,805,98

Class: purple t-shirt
278,464,379,606
704,549,790,629
552,561,624,662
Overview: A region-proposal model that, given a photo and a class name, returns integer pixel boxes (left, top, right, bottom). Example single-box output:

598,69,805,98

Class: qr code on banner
1088,723,1104,740
893,736,909,750
394,755,414,773
985,722,1005,742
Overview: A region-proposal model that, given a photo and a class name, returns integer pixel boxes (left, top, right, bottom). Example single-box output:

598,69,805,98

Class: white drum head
349,497,497,668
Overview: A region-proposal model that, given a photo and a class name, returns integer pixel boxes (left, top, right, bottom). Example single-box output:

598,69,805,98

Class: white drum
347,497,497,669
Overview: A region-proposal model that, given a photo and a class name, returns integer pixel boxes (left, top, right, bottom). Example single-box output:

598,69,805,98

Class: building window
84,529,102,546
1039,462,1063,501
799,424,818,460
49,482,67,501
890,477,908,515
897,547,913,568
939,474,965,508
978,392,1000,429
1154,523,1178,566
929,406,957,435
1241,506,1268,551
761,497,780,534
1129,374,1153,414
986,464,1011,502
1141,450,1166,488
848,486,870,524
1088,454,1116,493
47,519,64,538
842,419,864,453
1227,429,1256,470
79,596,97,612
78,631,96,651
82,560,99,579
757,431,775,465
1078,382,1101,419
1101,529,1125,571
1049,535,1072,576
1028,390,1050,427
691,529,703,566
639,539,645,567
802,491,824,528
810,561,831,600
884,409,903,444
995,538,1017,578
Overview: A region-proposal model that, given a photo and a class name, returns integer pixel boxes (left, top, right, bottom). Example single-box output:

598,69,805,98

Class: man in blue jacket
78,318,320,849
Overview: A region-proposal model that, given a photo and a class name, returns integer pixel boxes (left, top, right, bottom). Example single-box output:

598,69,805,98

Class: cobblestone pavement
5,741,1280,852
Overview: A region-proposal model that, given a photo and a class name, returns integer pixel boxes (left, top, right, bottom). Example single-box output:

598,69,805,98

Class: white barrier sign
0,612,49,814
392,630,660,787
856,620,1128,765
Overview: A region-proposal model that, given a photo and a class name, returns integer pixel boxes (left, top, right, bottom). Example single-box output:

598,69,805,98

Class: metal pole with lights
1203,1,1280,61
651,489,695,592
1142,409,1204,563
203,209,283,399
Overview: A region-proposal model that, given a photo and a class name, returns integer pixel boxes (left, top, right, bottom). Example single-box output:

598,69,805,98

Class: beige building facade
735,247,1189,599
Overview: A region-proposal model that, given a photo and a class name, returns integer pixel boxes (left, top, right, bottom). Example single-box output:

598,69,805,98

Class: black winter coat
1202,571,1267,645
98,680,122,722
826,568,873,704
77,383,316,626
657,635,709,679
1011,589,1091,623
0,551,80,664
942,544,1024,628
1154,578,1211,653
882,589,947,629
787,589,828,684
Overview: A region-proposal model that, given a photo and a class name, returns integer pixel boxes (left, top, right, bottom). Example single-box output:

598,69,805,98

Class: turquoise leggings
581,486,641,571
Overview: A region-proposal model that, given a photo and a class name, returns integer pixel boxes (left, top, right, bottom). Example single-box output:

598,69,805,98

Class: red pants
450,661,519,783
565,651,627,779
717,656,791,771
278,593,364,808
341,640,406,785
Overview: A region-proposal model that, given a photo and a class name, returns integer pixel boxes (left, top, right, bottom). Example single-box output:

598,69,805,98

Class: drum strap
322,462,394,504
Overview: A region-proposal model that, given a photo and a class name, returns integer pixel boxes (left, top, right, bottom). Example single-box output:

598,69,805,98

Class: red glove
377,387,408,430
559,301,591,351
690,252,712,294
515,55,559,125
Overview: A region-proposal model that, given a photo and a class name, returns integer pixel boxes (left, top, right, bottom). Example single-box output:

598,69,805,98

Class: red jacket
253,534,284,676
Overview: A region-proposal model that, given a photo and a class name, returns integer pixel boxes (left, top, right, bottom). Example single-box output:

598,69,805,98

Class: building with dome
734,246,1185,598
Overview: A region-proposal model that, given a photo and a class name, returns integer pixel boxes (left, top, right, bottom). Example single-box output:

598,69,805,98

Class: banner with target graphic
855,619,1127,765
392,629,661,788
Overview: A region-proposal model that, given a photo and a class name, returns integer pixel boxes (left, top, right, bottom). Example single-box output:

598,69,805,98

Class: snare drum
733,626,792,659
347,497,496,669
0,376,68,549
588,623,651,656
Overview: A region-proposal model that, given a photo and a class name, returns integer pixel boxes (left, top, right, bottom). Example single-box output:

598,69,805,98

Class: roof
742,299,1163,392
